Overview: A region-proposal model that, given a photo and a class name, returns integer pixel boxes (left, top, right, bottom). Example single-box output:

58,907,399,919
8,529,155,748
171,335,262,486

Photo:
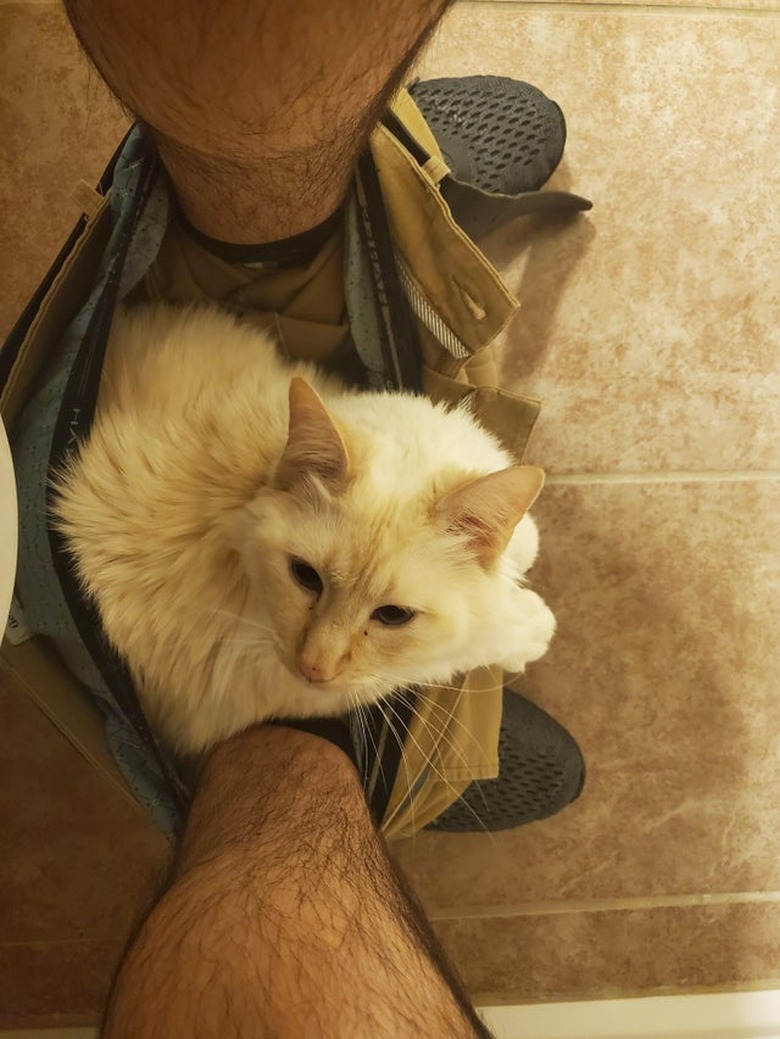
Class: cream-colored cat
53,303,555,755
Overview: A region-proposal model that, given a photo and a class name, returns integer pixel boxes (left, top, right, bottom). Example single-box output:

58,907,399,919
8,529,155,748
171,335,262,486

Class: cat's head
223,378,550,716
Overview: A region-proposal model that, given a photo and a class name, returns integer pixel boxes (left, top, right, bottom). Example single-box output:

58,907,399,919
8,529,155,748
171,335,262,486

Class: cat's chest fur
53,302,555,755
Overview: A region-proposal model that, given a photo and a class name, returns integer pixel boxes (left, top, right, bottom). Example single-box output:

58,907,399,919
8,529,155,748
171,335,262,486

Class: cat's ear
275,378,350,494
434,466,545,567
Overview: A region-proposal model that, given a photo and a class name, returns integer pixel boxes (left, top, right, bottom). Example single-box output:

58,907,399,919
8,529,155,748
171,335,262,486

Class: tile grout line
10,892,779,945
545,470,780,485
5,0,779,7
0,936,128,949
428,890,780,922
464,0,780,18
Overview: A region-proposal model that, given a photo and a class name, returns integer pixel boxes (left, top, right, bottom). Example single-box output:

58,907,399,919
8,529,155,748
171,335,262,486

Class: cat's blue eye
290,557,323,594
371,605,416,627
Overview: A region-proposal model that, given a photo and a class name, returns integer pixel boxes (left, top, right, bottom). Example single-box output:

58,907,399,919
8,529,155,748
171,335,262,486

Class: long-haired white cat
53,303,555,755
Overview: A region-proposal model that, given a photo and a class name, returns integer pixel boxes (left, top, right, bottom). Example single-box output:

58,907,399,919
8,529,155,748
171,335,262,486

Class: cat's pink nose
298,657,332,684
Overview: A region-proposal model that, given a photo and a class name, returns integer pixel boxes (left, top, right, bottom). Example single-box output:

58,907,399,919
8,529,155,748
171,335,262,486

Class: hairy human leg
64,0,453,242
102,726,491,1039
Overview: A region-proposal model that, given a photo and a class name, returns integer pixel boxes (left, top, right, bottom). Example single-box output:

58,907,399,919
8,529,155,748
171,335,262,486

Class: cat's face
223,379,548,714
230,487,482,707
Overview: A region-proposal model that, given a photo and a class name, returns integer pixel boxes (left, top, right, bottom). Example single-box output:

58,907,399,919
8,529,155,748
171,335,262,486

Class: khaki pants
3,89,542,838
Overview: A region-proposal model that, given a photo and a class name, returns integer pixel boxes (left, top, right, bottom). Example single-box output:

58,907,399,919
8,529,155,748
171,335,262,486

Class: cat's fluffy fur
53,303,555,754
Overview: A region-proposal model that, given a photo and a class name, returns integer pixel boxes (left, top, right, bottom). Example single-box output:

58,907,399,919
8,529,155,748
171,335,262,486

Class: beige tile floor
0,1032,95,1039
0,673,170,1028
1,0,778,1025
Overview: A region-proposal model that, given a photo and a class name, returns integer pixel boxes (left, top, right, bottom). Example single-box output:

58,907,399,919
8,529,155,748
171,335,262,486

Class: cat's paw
497,588,556,673
505,514,540,576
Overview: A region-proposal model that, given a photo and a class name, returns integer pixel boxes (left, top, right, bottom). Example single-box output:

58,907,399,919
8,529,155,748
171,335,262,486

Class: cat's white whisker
372,671,483,697
408,688,494,757
203,631,274,648
382,697,492,840
392,689,485,794
365,675,490,790
368,675,495,761
382,698,462,800
499,669,526,687
375,698,418,840
204,607,278,637
389,690,493,839
348,693,390,800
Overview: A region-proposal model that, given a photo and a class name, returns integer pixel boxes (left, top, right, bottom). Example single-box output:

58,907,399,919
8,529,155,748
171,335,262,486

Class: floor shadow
478,159,597,380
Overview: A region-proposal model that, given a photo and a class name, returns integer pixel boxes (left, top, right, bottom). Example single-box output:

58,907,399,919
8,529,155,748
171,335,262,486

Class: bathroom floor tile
434,901,780,1005
419,7,780,473
481,0,780,12
0,939,122,1030
0,2,128,341
393,479,780,910
0,674,170,945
